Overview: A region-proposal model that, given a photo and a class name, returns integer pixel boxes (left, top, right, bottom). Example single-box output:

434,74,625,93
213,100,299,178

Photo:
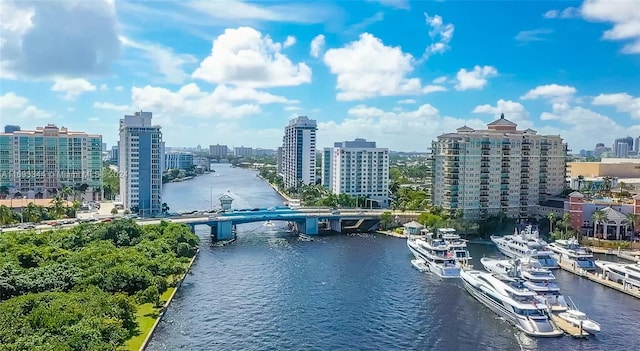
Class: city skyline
1,0,639,151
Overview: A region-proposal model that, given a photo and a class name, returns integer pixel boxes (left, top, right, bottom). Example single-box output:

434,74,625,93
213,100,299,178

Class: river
147,164,639,351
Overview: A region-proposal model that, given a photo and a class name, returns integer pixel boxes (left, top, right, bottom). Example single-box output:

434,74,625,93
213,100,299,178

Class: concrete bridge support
216,221,234,240
328,219,342,232
298,217,319,235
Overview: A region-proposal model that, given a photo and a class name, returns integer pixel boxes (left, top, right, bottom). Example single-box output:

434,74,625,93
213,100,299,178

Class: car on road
18,223,36,229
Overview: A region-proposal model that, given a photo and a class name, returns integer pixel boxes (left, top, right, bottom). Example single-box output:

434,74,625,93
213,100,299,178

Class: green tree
379,211,394,230
0,205,13,225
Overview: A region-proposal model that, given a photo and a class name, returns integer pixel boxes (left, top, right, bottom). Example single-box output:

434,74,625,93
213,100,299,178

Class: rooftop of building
437,113,562,140
0,124,101,137
288,115,317,128
332,138,383,149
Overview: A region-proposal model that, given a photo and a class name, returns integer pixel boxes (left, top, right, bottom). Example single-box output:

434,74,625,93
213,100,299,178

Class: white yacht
480,257,568,312
595,260,640,288
547,238,596,271
407,236,461,278
460,270,563,337
411,259,429,272
557,309,601,335
438,228,472,266
490,226,558,269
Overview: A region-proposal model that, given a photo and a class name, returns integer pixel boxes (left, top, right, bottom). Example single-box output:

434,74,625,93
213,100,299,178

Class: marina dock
586,246,640,263
558,260,640,299
550,313,589,338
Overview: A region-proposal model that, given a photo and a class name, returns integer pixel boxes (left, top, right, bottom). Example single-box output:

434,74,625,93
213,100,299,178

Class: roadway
0,207,422,233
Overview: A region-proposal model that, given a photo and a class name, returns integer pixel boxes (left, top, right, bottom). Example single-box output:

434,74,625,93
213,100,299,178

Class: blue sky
0,0,639,151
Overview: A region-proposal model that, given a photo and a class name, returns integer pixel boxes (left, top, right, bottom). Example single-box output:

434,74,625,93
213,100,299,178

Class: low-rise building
567,158,640,178
566,192,639,239
165,152,194,170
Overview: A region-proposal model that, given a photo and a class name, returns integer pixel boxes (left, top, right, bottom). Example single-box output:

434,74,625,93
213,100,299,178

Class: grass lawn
119,287,176,351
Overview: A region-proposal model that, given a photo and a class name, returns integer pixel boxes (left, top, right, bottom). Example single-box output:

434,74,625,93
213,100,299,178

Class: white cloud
432,76,447,84
120,36,197,84
454,65,498,91
129,83,296,123
0,0,120,78
114,86,124,91
347,12,385,35
472,99,531,127
581,0,640,54
317,104,486,151
592,92,640,118
283,36,296,48
93,102,131,112
515,28,554,43
543,7,581,19
323,33,446,101
284,105,301,111
520,84,577,103
423,12,455,57
99,84,109,91
0,92,51,119
398,99,416,104
192,27,312,88
310,34,326,58
51,78,97,100
88,117,99,122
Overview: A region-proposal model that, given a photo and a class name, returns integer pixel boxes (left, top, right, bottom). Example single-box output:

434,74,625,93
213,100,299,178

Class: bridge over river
141,207,383,241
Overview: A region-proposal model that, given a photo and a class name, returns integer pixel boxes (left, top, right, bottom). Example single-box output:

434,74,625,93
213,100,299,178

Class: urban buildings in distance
430,114,567,219
322,138,390,207
118,111,163,216
164,152,194,171
280,116,317,190
209,144,229,158
0,124,102,201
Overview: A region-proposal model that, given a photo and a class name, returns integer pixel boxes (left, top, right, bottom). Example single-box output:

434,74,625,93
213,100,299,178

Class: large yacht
595,260,640,288
438,228,472,266
460,270,563,337
490,225,558,269
480,257,568,312
407,236,461,278
547,238,596,271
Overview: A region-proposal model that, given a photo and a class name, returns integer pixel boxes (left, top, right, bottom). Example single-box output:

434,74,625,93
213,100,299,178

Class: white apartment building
209,144,228,158
0,124,102,201
119,111,163,216
281,116,317,190
430,114,567,219
322,138,389,207
233,146,253,157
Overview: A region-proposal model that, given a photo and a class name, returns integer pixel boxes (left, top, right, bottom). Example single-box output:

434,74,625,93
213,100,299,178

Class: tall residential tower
119,111,163,216
281,116,317,190
430,114,567,219
322,138,389,207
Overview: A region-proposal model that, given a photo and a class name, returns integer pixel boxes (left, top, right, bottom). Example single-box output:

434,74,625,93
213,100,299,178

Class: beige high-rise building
429,114,567,219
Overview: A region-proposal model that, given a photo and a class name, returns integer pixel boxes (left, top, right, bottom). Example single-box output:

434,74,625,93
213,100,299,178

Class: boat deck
550,313,589,338
558,260,640,299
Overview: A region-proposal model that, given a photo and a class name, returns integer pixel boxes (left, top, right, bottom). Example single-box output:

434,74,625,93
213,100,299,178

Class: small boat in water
556,309,601,335
411,259,429,272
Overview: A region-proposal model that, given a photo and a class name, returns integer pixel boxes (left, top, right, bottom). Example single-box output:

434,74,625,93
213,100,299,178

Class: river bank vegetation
0,220,199,350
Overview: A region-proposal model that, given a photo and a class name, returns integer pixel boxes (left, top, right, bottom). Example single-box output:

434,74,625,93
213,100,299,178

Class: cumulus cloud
0,92,51,119
592,92,640,118
454,65,498,91
51,78,96,100
520,84,577,103
543,7,581,19
397,99,416,104
283,36,296,48
472,99,531,127
580,0,640,54
0,0,120,78
317,104,486,151
323,33,446,101
192,27,312,88
310,34,326,58
423,13,455,57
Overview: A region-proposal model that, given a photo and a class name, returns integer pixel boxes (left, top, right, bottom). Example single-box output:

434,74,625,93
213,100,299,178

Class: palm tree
49,196,66,219
576,175,585,191
562,212,571,239
60,186,73,201
0,205,13,225
547,212,555,234
592,210,608,239
626,213,639,238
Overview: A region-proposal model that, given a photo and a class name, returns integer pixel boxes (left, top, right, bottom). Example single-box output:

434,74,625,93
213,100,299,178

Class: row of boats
406,225,618,338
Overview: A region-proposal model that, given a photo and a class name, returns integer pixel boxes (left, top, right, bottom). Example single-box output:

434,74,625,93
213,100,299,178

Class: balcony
481,150,491,156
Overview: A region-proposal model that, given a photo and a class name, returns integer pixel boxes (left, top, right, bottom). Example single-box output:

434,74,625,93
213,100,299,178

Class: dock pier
558,260,640,299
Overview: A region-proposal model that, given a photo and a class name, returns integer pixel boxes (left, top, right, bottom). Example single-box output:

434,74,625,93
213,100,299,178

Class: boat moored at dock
407,236,461,278
548,238,596,271
438,228,472,266
459,269,563,337
556,309,600,335
595,260,640,289
490,225,558,269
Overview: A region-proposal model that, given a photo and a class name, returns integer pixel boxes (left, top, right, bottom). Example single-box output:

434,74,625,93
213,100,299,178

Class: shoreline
257,175,292,202
137,248,200,351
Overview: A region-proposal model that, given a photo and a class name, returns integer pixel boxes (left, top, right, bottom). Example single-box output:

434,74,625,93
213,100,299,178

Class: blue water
147,165,639,351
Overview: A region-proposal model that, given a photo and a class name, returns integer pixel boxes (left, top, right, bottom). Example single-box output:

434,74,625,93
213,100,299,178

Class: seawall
139,249,200,351
257,175,292,202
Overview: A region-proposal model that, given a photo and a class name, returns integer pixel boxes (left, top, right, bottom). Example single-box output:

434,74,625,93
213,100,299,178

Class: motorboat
595,260,640,288
547,238,596,271
460,269,563,337
490,226,558,269
411,259,429,272
438,228,472,266
407,236,461,278
557,309,601,334
480,257,568,312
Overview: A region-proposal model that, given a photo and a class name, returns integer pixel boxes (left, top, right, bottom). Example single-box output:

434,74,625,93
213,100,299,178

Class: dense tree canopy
0,220,199,350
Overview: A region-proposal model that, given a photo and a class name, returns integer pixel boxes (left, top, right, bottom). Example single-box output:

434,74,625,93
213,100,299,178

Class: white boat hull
557,312,601,334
